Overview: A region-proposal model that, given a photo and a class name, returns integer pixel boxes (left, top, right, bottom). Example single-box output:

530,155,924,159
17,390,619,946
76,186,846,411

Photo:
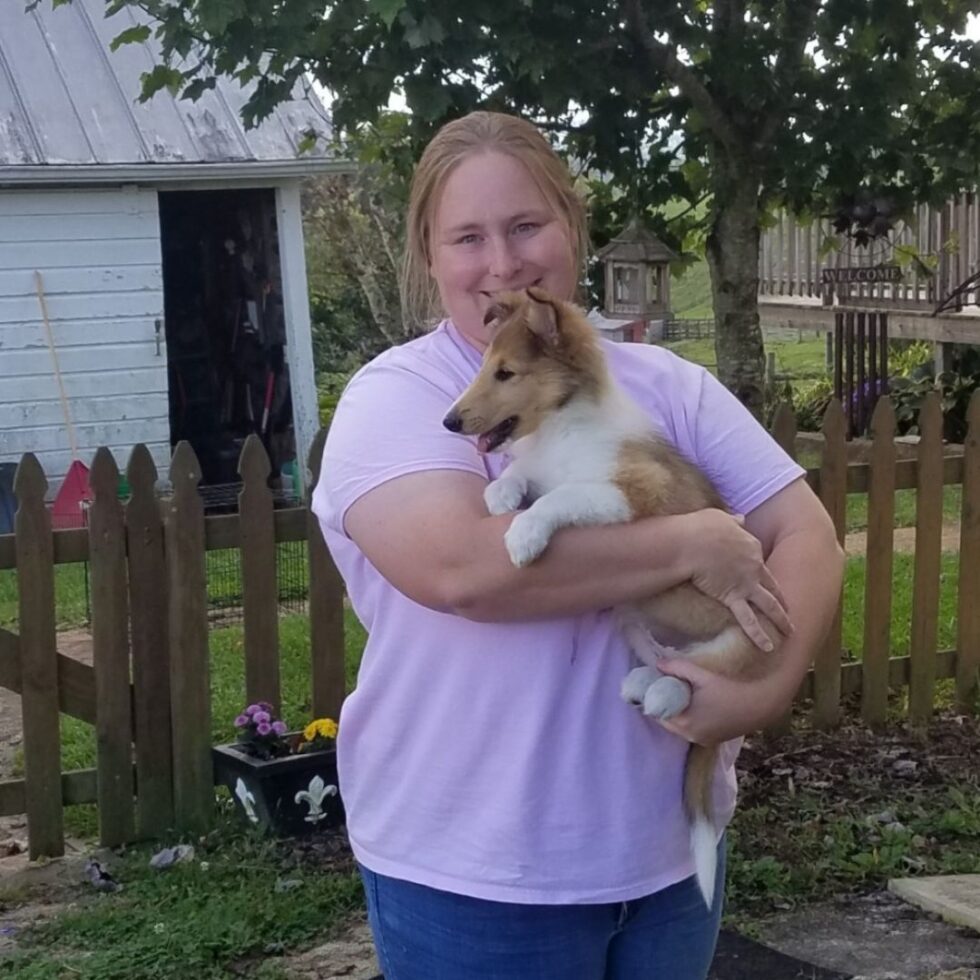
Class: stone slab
889,876,980,934
756,891,980,979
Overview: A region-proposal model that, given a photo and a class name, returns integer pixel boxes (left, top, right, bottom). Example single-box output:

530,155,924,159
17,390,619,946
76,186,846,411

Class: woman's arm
343,468,790,645
657,477,845,744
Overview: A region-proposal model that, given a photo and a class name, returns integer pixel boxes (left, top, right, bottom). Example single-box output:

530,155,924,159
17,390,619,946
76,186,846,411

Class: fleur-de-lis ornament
235,777,259,823
294,774,338,824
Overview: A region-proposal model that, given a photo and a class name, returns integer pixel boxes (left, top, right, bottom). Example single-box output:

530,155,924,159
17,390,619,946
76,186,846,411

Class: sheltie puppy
443,286,779,906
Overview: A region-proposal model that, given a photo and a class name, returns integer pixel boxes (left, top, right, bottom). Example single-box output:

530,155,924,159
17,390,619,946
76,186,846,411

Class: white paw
504,512,552,567
484,478,524,516
642,676,692,720
621,666,659,706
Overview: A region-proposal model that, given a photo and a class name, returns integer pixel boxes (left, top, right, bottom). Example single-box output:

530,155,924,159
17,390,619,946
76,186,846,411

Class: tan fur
448,288,611,444
455,288,781,904
685,743,717,828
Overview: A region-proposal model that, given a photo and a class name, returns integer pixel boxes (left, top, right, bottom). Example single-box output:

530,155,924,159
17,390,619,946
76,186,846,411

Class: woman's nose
488,236,522,279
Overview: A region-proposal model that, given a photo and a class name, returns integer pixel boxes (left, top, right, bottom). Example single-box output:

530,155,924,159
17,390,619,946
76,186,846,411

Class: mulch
738,708,980,808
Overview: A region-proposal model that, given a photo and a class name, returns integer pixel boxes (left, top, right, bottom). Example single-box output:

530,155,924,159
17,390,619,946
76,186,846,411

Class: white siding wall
0,186,169,495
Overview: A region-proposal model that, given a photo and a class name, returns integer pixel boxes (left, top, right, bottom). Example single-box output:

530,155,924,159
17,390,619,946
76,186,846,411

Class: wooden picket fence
1,396,979,860
0,432,346,860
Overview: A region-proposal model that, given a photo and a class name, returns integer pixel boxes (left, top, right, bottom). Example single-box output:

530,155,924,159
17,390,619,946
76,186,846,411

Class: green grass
20,609,367,779
841,551,959,659
671,258,713,319
727,780,980,923
8,608,368,840
3,556,978,964
663,329,826,380
0,816,363,980
0,562,89,629
845,485,962,533
1,542,313,631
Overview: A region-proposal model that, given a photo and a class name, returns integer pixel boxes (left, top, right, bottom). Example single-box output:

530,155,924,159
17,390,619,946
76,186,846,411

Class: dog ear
524,288,560,345
483,300,513,328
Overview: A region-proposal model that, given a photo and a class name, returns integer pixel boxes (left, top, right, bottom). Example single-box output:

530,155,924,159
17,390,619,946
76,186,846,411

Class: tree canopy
91,0,980,412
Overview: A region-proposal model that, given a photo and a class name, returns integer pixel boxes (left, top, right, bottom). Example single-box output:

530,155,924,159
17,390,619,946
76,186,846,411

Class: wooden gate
0,433,345,859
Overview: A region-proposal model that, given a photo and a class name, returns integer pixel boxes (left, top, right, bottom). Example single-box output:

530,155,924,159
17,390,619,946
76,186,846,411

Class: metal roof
0,0,348,184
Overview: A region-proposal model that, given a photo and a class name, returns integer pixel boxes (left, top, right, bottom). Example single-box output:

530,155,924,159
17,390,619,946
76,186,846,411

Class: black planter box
212,741,344,836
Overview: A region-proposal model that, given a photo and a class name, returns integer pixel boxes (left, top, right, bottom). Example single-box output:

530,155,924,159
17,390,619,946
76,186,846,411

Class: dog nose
443,411,463,433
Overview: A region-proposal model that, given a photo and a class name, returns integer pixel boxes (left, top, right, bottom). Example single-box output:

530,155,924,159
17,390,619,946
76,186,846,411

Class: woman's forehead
433,151,557,230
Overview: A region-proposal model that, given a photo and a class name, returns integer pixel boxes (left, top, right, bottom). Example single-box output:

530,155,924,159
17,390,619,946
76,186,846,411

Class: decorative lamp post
595,216,677,341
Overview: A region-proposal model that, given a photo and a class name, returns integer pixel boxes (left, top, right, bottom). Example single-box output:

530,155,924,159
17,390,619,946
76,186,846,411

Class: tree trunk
705,152,766,420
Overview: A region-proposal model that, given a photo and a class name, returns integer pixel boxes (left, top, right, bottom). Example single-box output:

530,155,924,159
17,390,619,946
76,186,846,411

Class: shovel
35,271,91,529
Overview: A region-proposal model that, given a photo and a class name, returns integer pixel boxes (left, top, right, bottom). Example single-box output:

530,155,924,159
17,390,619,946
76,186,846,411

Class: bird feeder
596,216,677,324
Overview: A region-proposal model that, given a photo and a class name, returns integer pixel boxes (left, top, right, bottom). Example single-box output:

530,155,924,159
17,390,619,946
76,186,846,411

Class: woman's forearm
447,511,698,622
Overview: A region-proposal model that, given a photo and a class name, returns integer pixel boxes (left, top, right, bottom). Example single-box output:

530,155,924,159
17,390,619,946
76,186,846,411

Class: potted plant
212,703,344,836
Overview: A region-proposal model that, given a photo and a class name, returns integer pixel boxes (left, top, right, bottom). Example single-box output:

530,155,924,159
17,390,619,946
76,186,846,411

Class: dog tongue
477,433,494,455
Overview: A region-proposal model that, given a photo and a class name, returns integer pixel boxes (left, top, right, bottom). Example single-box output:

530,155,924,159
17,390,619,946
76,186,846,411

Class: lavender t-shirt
312,320,804,904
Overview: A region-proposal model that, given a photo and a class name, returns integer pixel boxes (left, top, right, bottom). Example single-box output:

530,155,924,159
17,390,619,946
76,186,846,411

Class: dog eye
494,368,515,382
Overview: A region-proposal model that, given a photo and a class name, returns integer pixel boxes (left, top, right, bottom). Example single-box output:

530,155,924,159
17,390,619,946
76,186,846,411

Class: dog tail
685,743,719,908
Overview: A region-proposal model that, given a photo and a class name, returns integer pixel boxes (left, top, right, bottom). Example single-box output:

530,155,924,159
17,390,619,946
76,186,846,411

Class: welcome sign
821,265,903,284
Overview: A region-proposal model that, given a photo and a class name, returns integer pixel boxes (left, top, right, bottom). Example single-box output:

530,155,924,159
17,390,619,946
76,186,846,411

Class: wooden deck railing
759,193,980,313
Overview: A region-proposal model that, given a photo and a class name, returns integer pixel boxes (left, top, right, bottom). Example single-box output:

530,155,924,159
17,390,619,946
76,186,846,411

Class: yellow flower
303,718,338,742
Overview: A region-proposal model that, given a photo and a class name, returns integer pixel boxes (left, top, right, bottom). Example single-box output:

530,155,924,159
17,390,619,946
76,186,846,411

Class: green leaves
109,23,152,51
139,64,186,101
368,0,406,29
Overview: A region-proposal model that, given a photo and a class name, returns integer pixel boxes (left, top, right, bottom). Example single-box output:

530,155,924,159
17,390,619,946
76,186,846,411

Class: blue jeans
360,840,726,980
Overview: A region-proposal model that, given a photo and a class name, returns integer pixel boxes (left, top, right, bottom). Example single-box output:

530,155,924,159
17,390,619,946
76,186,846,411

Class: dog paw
484,478,524,516
642,677,692,721
504,512,551,567
621,666,659,706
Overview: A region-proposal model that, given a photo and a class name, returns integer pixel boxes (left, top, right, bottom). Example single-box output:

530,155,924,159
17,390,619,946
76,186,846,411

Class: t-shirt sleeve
312,354,488,538
689,367,806,516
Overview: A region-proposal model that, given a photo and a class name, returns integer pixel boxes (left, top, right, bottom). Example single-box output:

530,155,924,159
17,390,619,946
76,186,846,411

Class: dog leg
484,461,529,515
642,675,692,720
485,476,527,516
621,665,659,706
503,483,631,567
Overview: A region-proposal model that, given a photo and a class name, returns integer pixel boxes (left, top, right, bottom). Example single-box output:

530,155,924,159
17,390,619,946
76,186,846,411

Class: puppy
443,287,779,905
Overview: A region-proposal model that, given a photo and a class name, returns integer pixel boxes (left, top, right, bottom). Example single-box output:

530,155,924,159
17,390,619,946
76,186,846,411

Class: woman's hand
679,509,793,651
653,657,791,745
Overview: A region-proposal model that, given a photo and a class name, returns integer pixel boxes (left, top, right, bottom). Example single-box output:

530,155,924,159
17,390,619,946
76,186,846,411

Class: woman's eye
514,222,538,235
457,233,480,245
494,368,515,382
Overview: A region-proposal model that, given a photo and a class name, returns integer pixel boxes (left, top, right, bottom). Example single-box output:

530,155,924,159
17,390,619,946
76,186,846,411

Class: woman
312,111,843,979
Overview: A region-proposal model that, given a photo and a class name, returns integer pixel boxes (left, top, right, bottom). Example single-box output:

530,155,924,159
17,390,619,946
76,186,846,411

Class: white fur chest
511,390,651,497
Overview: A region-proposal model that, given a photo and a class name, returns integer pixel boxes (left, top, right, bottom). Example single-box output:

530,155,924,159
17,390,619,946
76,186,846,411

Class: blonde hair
401,111,588,326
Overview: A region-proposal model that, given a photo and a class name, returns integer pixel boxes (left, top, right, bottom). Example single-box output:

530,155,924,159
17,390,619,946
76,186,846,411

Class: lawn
0,816,364,980
662,329,827,380
0,542,313,631
1,566,977,976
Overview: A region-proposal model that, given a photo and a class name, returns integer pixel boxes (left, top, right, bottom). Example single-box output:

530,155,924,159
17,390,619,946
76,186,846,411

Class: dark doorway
159,189,295,492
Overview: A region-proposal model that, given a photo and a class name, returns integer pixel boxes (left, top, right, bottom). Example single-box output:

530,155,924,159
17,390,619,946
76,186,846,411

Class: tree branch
757,0,822,147
622,0,741,152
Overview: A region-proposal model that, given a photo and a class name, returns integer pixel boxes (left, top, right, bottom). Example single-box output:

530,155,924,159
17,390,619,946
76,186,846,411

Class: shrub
792,377,834,432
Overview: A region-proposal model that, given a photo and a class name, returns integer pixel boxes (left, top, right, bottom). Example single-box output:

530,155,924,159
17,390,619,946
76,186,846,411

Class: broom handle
35,271,79,461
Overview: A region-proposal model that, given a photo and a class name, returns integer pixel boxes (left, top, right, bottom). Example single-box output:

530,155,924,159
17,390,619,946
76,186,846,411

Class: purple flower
234,714,250,728
253,710,271,725
256,722,272,736
258,701,274,713
245,704,261,717
271,721,287,736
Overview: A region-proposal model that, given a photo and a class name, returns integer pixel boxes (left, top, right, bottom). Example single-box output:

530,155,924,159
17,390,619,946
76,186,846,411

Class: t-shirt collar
443,319,485,372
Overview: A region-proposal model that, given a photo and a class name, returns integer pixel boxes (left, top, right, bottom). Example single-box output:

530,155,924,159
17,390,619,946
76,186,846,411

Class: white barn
0,0,350,510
